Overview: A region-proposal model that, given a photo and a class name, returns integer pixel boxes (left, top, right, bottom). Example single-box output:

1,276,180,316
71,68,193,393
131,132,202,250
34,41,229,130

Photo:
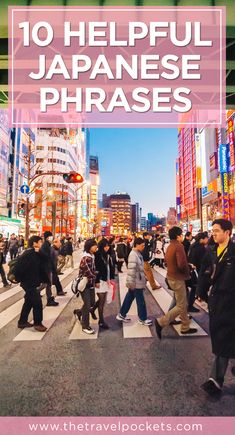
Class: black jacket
116,242,126,260
40,240,55,274
208,241,235,358
95,251,115,283
188,242,207,272
14,249,50,291
65,241,73,255
183,239,191,256
142,239,152,262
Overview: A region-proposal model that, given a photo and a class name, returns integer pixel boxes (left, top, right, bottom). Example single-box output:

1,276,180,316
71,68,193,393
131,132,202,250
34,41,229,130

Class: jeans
80,286,95,328
210,355,229,387
120,288,147,321
19,289,43,326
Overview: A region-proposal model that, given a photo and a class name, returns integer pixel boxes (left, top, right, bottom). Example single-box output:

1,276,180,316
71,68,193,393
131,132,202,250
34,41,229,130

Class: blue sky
90,128,178,216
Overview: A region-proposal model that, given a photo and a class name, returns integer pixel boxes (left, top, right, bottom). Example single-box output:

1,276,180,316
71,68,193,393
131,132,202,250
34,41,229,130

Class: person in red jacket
155,226,197,339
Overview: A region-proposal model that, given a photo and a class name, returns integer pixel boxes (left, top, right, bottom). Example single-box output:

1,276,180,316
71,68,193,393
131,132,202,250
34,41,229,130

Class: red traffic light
63,172,84,184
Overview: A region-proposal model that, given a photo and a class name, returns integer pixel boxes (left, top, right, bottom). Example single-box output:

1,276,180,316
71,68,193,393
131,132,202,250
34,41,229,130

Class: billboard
219,143,230,174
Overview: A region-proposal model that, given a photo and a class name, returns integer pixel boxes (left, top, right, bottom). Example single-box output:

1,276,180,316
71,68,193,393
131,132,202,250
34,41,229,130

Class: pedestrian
108,237,117,273
8,233,19,260
150,235,165,268
202,219,235,396
116,237,126,273
91,238,115,329
0,235,11,288
74,239,98,335
142,232,161,290
183,231,193,256
154,226,197,339
40,231,59,307
17,236,50,331
187,232,208,312
116,237,152,326
51,237,67,296
64,237,74,269
18,235,25,254
123,237,132,266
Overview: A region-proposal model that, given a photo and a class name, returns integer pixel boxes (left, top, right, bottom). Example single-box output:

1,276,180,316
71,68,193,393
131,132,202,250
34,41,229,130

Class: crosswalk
0,261,209,342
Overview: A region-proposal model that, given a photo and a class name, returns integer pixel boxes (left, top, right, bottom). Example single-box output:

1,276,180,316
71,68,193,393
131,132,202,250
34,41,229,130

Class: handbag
71,275,88,296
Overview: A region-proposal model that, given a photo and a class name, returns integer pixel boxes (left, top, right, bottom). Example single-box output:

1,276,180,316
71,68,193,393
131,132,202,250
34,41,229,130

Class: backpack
7,258,21,283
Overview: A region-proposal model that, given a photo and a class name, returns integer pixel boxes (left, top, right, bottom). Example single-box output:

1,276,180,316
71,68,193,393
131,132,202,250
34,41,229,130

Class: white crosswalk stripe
118,272,152,339
154,266,209,313
150,267,208,336
0,266,75,332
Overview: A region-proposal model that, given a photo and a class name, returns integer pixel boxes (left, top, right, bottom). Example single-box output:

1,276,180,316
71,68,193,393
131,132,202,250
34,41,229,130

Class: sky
89,128,178,216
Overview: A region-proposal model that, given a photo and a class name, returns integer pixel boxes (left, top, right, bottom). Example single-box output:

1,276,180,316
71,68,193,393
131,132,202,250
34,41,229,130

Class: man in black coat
17,236,50,331
40,231,59,306
202,219,235,396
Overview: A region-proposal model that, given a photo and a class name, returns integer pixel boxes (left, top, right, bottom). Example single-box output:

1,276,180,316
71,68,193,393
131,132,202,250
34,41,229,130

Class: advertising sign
221,172,230,219
209,152,218,172
228,117,235,172
219,143,229,174
195,133,202,188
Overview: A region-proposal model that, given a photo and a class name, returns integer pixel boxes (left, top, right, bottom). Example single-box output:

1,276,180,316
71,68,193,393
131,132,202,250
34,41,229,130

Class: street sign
20,184,30,194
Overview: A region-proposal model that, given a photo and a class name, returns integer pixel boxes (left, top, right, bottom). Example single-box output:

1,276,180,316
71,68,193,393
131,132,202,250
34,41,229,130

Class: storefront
0,217,22,238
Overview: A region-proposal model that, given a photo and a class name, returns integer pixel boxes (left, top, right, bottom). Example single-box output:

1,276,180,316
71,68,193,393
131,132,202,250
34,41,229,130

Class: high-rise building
109,192,131,235
131,203,140,233
97,208,113,236
177,128,198,232
140,216,147,231
167,207,177,228
34,128,86,235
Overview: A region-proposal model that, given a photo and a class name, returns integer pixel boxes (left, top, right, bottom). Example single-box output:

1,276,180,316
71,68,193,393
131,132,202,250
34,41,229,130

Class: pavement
0,256,235,416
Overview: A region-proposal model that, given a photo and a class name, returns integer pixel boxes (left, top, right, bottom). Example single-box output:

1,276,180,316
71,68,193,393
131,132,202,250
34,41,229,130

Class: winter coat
40,240,55,274
116,242,126,260
95,251,115,283
208,241,235,358
188,242,207,273
142,239,152,262
126,249,146,290
65,241,73,256
9,238,19,251
14,248,50,291
183,239,191,256
196,245,216,301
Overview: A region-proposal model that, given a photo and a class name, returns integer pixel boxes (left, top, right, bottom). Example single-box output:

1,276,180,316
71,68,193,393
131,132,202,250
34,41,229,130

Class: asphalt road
0,263,235,416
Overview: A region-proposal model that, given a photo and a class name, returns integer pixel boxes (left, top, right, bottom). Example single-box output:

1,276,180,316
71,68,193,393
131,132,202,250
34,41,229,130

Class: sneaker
57,291,67,296
46,298,59,307
116,313,131,322
18,322,34,329
181,327,198,334
3,283,11,288
82,326,95,335
201,379,222,396
138,318,153,326
34,324,47,332
154,319,162,339
188,306,200,313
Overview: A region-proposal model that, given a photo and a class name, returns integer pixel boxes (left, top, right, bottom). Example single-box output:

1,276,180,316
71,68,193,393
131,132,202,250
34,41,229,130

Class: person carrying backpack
17,236,50,332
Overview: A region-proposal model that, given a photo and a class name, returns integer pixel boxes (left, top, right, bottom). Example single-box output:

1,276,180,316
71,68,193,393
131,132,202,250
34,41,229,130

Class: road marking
148,274,208,337
69,319,99,340
0,265,78,331
118,272,152,339
154,266,209,313
0,285,24,313
13,283,74,341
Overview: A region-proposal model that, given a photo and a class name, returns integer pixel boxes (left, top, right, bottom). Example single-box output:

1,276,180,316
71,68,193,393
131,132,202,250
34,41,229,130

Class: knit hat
44,231,53,239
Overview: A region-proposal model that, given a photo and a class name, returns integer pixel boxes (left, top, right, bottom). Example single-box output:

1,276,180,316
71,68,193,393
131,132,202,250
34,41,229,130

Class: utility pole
25,133,32,242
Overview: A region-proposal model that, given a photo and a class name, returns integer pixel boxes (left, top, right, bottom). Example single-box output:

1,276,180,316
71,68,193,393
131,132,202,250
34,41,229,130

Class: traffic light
18,202,25,217
63,172,84,184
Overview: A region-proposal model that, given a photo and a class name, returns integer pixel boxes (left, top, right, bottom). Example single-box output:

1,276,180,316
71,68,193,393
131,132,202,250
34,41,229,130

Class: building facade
109,192,131,235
